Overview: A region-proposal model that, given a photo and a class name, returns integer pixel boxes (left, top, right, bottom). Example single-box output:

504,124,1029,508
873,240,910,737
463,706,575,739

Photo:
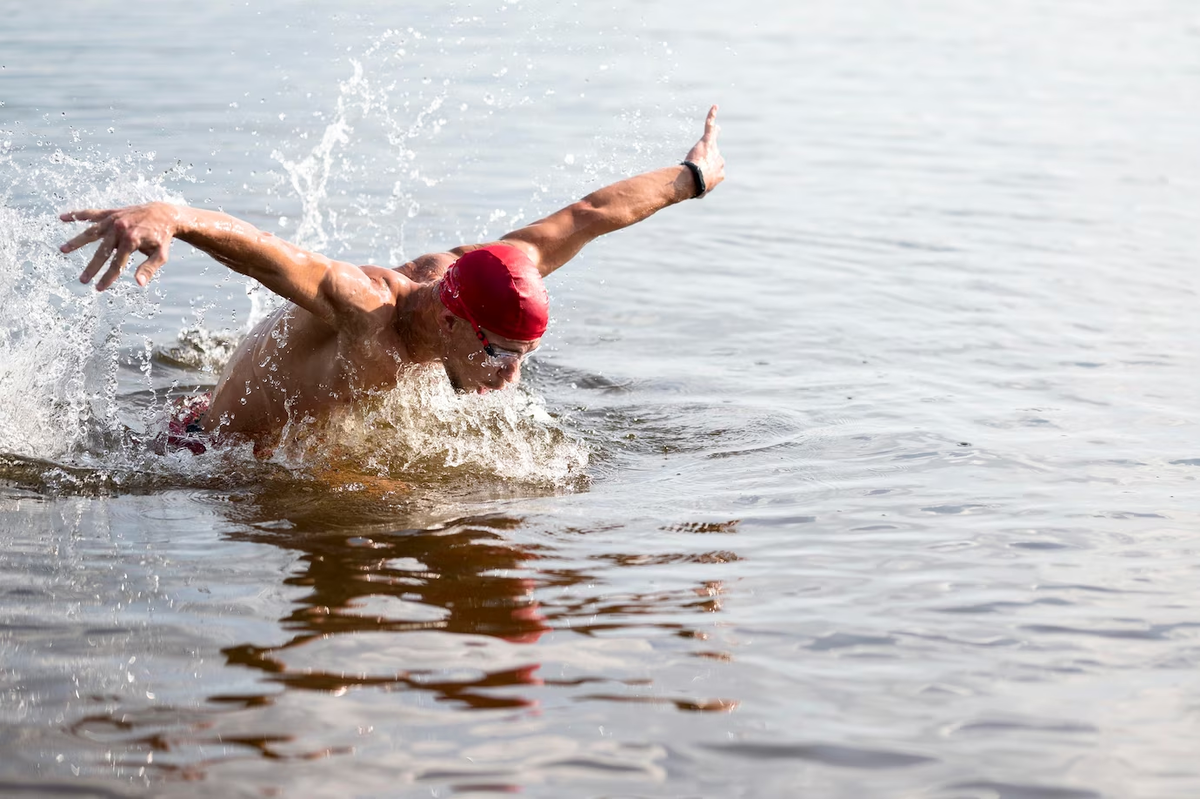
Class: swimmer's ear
436,306,458,336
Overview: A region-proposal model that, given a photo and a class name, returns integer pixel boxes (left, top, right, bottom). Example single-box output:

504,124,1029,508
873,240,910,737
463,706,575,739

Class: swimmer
59,106,725,452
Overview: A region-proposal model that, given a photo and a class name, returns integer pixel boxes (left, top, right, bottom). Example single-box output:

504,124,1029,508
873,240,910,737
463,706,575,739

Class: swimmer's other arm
58,204,385,330
500,104,725,278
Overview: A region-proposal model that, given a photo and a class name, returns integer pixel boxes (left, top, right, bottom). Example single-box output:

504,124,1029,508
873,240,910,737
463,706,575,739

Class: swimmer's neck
395,282,445,365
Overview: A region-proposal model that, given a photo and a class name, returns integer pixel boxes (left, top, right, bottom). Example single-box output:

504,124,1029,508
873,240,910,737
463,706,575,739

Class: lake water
3,1,1200,796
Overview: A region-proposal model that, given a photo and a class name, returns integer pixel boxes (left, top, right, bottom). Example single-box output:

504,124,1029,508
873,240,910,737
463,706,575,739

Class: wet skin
201,254,539,444
58,106,725,451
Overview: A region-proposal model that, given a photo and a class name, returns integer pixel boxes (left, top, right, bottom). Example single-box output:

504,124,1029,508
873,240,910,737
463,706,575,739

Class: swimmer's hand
59,202,177,291
684,105,725,198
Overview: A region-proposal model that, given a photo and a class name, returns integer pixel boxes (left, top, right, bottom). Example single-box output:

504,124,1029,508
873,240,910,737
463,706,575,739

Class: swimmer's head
437,245,547,393
439,245,548,341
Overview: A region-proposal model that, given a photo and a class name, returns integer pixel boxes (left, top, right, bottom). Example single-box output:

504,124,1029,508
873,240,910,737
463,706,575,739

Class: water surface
3,1,1200,797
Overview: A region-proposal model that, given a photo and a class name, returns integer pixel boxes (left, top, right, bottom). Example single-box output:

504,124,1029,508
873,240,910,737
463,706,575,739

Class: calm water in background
3,1,1200,797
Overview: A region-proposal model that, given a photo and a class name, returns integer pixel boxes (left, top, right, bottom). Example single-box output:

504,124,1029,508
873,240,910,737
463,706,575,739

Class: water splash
0,147,178,463
0,21,608,497
274,366,589,490
264,32,461,280
0,144,588,495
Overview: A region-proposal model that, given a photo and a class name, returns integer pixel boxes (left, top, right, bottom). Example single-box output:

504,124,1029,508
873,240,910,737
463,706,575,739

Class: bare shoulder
390,242,520,283
360,263,415,293
392,252,459,284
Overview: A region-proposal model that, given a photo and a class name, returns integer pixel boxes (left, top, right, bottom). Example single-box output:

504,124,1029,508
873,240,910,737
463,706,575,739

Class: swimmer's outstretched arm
59,205,387,330
499,105,725,277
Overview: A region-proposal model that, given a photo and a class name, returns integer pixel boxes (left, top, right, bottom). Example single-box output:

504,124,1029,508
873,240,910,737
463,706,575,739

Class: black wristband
681,160,706,198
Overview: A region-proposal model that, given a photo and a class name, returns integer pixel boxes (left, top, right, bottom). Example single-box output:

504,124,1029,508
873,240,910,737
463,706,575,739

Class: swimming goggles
473,325,538,368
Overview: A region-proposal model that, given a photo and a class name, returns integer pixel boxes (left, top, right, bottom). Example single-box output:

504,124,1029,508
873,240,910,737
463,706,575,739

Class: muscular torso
201,252,459,446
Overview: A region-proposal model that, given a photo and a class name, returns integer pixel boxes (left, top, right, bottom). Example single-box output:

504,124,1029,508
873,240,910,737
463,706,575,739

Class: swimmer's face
441,317,539,395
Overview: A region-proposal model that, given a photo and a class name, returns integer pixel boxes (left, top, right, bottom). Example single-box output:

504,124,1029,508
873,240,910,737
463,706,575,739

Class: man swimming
59,106,725,453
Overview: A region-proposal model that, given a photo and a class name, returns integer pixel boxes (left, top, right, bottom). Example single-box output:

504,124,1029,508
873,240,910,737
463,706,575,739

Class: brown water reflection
210,479,739,710
222,510,551,710
46,482,740,785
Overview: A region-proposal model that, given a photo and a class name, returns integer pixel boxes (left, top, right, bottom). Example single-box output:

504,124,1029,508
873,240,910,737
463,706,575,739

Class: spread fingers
80,233,117,286
133,245,168,287
95,242,136,292
60,209,114,223
59,224,106,254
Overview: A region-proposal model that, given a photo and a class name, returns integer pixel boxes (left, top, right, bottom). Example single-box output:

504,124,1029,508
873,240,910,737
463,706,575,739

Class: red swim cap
438,244,549,341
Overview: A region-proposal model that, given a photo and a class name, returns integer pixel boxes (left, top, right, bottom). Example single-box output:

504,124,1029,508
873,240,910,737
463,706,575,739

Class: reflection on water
222,514,551,706
1,483,739,788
